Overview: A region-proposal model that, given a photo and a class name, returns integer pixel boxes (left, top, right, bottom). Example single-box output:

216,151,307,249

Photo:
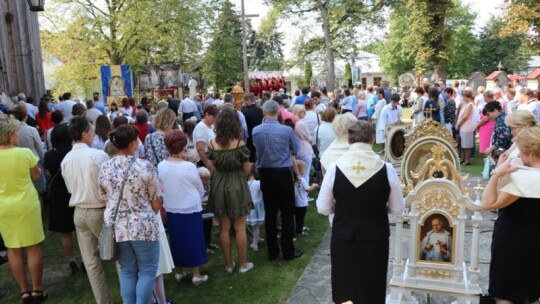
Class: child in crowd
294,160,319,235
246,164,264,251
198,167,219,253
152,213,175,304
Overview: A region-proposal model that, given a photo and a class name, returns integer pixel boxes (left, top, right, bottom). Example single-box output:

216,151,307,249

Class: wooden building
486,71,508,90
0,0,45,102
526,69,540,91
468,72,486,95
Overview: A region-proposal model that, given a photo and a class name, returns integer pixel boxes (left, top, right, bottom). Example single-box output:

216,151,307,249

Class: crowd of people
0,77,539,304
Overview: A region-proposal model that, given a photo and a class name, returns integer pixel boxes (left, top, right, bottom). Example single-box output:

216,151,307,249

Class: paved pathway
288,175,495,304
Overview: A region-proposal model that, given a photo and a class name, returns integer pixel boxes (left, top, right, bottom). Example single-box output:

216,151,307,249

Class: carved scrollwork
404,119,456,151
409,143,468,193
416,189,460,217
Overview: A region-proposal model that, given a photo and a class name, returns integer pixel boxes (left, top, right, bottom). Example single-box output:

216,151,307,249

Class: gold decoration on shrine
417,269,454,279
415,189,460,217
410,143,468,193
404,119,457,151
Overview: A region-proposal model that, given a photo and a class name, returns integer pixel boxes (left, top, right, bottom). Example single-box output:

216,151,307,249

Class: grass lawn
0,195,329,304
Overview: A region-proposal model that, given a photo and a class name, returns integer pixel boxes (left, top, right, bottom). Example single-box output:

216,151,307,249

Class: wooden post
0,0,45,103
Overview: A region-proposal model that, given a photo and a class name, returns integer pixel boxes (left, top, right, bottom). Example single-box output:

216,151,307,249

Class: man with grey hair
18,92,37,119
204,93,214,108
252,100,303,261
316,120,404,304
85,99,102,126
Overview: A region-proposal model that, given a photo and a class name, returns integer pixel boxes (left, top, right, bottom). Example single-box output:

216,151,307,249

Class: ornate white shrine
386,119,485,304
385,122,413,170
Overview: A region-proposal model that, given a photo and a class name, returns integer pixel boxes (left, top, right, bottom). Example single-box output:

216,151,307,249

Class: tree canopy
202,0,244,92
41,0,214,95
247,8,285,71
474,17,531,75
264,0,385,91
501,0,540,53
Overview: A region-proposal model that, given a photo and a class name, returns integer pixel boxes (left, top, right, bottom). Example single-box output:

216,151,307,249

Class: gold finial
424,104,436,120
352,161,366,175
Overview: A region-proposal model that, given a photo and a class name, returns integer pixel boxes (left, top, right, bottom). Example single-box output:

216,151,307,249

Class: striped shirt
253,119,299,169
61,143,109,208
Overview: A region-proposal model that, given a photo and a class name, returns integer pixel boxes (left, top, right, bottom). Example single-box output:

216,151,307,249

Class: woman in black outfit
44,124,80,273
481,125,540,304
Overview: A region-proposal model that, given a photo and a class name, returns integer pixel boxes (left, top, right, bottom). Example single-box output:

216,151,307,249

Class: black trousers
295,207,307,234
259,168,296,259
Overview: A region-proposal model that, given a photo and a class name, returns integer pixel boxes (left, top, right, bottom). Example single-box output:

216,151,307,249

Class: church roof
526,68,540,80
486,71,507,80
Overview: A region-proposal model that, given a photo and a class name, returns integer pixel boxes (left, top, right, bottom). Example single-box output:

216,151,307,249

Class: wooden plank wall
0,0,45,104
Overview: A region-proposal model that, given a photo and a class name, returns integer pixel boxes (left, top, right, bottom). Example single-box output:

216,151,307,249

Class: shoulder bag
98,157,136,261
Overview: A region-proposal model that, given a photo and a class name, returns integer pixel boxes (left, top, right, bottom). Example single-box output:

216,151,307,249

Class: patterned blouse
98,155,161,242
443,99,456,126
492,113,512,151
144,132,169,168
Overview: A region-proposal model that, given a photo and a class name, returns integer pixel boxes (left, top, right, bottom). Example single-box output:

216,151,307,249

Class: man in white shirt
58,92,76,123
179,96,198,122
340,89,354,113
376,93,403,152
194,105,218,171
61,116,112,304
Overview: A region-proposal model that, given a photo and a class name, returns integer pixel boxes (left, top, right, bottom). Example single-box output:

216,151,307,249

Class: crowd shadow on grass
0,191,329,304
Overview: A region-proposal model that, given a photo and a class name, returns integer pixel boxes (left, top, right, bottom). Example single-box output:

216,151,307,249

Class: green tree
247,8,285,71
501,0,540,52
445,3,478,79
379,5,415,86
474,18,530,74
403,0,454,81
304,61,313,85
344,63,352,87
202,0,243,92
380,0,478,83
266,0,385,92
41,0,214,95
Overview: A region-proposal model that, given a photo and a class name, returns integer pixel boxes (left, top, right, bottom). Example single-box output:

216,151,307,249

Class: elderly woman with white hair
290,104,314,183
320,112,358,176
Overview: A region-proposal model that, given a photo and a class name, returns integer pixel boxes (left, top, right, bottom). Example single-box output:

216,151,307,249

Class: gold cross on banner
424,104,436,120
352,161,366,175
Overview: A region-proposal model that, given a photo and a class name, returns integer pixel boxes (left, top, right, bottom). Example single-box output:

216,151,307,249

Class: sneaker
307,197,314,202
302,226,310,232
225,262,236,274
239,262,254,274
174,272,188,282
192,274,208,285
250,244,258,251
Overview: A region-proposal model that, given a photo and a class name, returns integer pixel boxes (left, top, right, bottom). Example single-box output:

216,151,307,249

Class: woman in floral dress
98,125,163,304
144,108,177,168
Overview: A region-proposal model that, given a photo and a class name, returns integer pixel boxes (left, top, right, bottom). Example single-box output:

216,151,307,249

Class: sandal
31,290,48,303
20,291,32,304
